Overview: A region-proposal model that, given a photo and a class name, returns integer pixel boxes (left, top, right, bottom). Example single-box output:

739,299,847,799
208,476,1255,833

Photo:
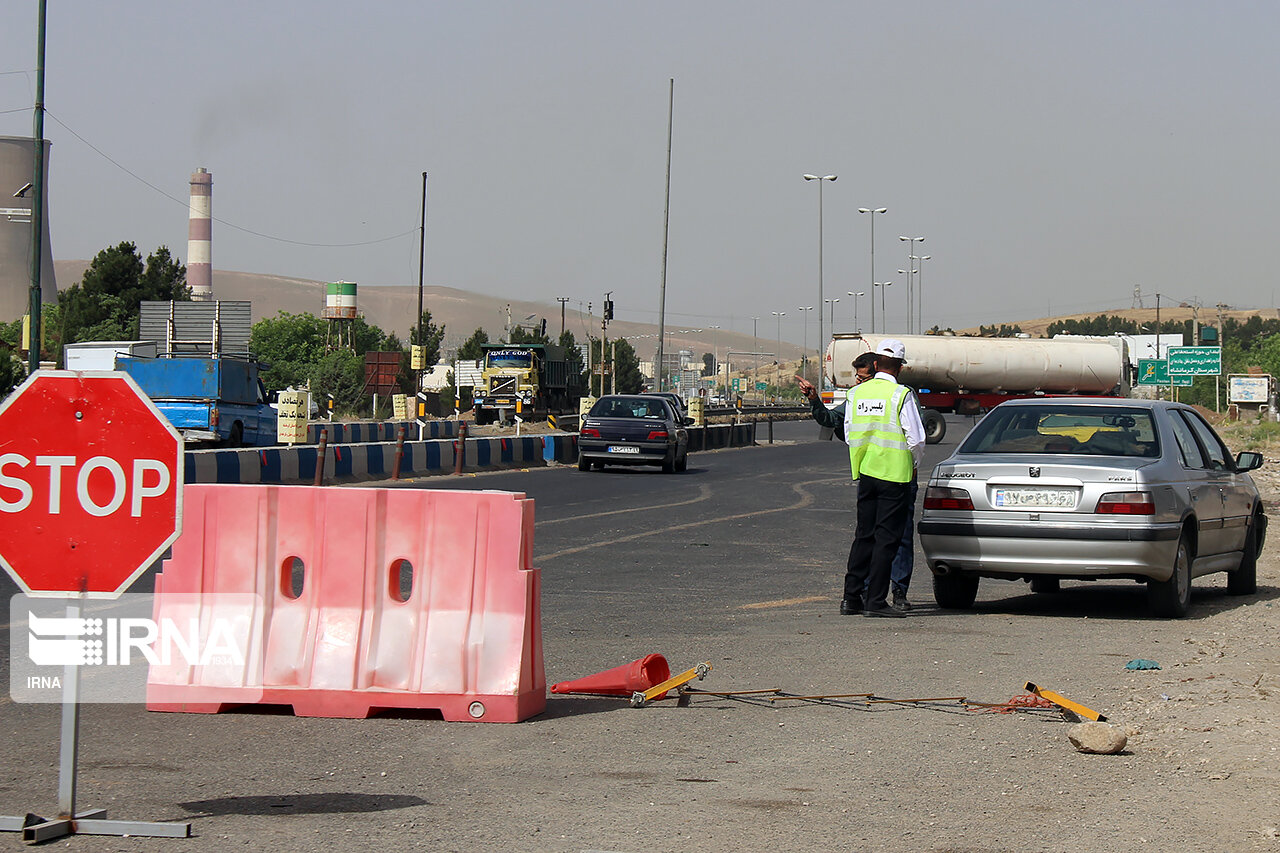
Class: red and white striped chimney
187,167,212,301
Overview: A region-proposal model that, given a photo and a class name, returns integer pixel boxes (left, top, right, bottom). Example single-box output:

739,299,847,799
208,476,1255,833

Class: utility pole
1217,302,1228,413
556,297,569,337
601,291,612,397
656,78,674,395
27,0,48,374
415,171,428,409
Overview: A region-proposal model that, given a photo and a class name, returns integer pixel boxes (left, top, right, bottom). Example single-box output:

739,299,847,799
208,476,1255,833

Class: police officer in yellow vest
797,339,925,618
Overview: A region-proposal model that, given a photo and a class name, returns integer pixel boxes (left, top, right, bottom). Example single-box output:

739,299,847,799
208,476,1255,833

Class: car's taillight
210,407,219,426
1095,491,1154,514
580,427,601,438
923,486,974,510
647,430,669,440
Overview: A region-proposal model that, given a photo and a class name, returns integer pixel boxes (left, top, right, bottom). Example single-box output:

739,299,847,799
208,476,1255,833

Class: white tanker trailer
823,334,1129,444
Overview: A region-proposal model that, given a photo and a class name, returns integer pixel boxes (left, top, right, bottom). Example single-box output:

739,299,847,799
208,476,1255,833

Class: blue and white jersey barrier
185,422,756,485
304,420,459,445
185,433,580,484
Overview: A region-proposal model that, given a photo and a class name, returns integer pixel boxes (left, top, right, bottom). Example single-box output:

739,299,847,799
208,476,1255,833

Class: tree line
0,240,648,407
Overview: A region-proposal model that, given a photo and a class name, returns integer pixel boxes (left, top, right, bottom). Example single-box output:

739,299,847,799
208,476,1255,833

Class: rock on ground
1068,721,1129,754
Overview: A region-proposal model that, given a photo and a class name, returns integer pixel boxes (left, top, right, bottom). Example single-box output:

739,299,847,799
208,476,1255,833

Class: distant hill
956,305,1278,338
54,261,1273,364
51,261,793,364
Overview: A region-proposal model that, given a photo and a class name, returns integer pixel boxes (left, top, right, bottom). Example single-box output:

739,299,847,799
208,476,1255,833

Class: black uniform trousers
844,474,912,610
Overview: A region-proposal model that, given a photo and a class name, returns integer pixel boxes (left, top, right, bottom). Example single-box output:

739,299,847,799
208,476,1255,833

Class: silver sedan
918,399,1266,617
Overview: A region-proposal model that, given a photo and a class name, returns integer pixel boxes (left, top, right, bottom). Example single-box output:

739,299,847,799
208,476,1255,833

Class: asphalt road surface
1,415,1276,852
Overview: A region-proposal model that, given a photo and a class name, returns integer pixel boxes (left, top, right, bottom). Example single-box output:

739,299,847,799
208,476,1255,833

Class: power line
44,109,417,249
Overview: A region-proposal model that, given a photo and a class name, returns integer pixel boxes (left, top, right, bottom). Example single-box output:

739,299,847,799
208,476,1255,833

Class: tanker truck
822,334,1129,444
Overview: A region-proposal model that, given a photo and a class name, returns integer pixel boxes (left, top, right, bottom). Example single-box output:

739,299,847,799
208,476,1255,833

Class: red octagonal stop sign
0,371,183,598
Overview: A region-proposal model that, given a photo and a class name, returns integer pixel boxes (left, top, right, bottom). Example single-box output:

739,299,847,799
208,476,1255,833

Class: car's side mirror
683,417,695,426
1236,451,1264,472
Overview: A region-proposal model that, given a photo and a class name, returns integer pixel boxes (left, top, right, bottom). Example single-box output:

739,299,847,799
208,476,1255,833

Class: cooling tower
0,135,57,322
187,167,212,301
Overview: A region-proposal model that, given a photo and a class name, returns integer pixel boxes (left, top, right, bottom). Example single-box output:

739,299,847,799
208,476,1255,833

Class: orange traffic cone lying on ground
551,654,671,700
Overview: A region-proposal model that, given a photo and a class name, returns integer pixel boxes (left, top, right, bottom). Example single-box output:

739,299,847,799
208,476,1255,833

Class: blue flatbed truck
116,355,277,446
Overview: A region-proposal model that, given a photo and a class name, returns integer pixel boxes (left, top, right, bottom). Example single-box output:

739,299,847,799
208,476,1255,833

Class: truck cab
473,343,568,425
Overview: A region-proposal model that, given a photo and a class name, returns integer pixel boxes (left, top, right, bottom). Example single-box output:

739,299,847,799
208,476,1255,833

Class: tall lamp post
750,317,760,403
798,306,814,381
858,207,887,338
825,298,840,335
897,269,912,332
911,254,931,333
874,283,893,333
847,291,865,334
898,235,925,334
803,174,837,386
771,311,786,385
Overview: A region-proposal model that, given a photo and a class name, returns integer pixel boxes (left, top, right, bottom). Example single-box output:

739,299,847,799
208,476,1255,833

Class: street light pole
848,291,865,334
804,174,837,387
897,270,912,331
911,254,930,333
798,306,814,382
898,235,924,334
875,283,893,333
771,311,786,385
751,316,760,404
859,207,887,339
825,298,840,335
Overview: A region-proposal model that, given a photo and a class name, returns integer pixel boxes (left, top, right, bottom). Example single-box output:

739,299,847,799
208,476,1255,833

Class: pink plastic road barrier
146,484,545,722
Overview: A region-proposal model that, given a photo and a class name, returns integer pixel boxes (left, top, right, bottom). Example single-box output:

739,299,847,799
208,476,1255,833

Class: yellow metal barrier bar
1024,681,1107,722
630,662,712,707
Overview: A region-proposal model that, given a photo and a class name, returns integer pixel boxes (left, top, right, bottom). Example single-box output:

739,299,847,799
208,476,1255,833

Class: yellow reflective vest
843,378,913,483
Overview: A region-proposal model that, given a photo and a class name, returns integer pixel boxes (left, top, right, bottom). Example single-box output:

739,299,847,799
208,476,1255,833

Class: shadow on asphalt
950,581,1280,621
178,793,428,817
538,696,639,718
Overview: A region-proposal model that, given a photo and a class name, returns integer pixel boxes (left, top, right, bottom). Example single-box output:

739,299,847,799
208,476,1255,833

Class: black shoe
840,598,863,615
863,606,905,618
892,590,912,612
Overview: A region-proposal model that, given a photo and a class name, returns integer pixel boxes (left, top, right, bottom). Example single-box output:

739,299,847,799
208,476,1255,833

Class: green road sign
1137,359,1192,386
732,378,742,391
755,381,767,391
1167,346,1222,376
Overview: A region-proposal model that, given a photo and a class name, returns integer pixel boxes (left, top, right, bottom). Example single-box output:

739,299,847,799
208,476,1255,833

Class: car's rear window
589,398,670,419
960,405,1160,457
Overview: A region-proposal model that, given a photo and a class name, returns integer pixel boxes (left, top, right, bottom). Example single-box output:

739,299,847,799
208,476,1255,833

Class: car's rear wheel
674,449,688,472
1227,521,1259,596
661,455,676,474
577,454,590,472
923,410,946,445
1029,577,1060,594
1149,534,1192,618
933,571,979,609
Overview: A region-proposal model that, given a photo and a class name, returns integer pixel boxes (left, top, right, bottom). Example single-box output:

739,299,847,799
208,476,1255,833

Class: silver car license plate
993,488,1077,509
607,445,640,454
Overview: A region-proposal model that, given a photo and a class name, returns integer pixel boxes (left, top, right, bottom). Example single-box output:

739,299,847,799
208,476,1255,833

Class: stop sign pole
0,371,191,841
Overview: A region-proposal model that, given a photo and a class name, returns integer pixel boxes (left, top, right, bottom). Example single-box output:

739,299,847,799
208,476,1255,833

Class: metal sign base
0,810,191,842
0,600,191,842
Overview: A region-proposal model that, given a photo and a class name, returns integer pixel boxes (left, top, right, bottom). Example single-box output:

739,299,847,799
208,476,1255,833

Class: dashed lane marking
537,484,714,525
535,477,841,562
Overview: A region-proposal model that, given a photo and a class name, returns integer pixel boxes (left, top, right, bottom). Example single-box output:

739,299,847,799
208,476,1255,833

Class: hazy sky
2,1,1276,345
